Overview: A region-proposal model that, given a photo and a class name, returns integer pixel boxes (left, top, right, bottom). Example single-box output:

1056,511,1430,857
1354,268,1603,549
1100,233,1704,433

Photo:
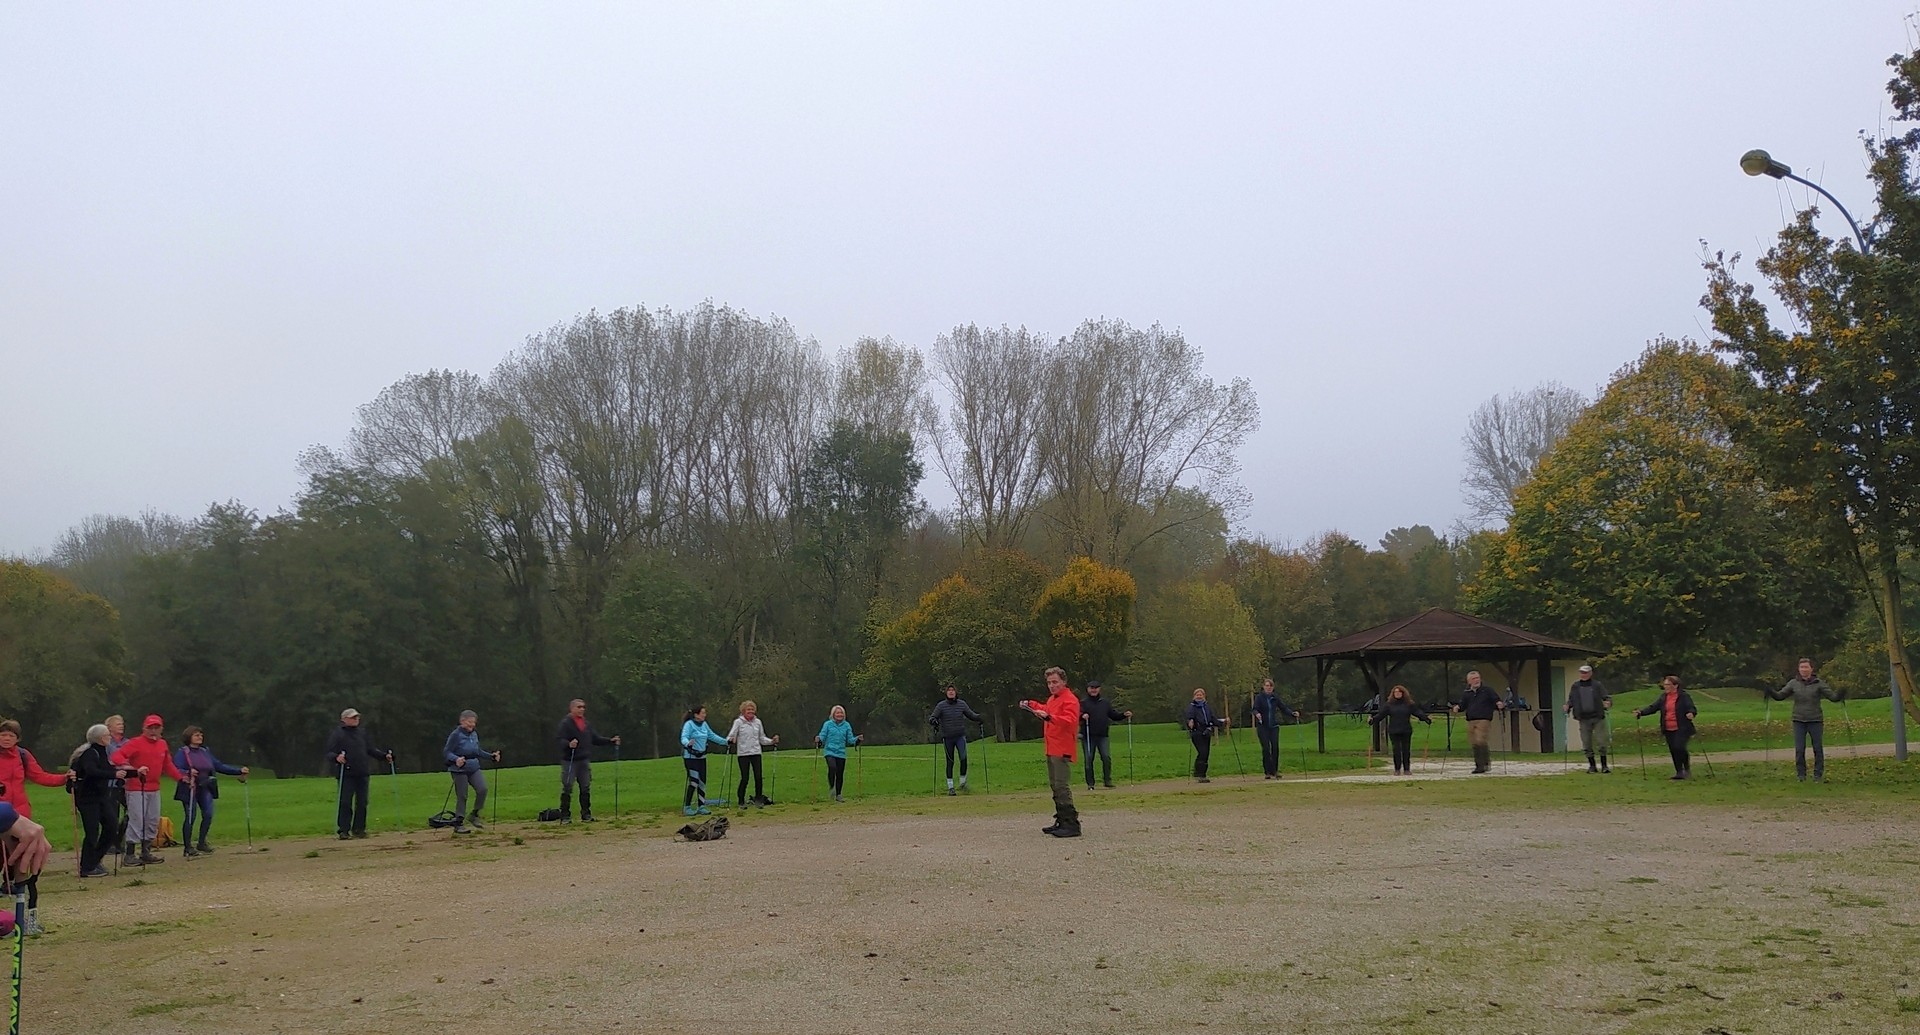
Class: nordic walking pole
388,757,400,832
1841,697,1858,759
1224,719,1246,778
1422,720,1432,772
182,770,196,859
1763,689,1773,765
770,742,778,804
69,801,81,877
491,757,500,828
1635,714,1647,780
242,775,254,851
614,740,621,821
1126,716,1134,782
856,742,864,800
979,719,990,793
812,744,820,805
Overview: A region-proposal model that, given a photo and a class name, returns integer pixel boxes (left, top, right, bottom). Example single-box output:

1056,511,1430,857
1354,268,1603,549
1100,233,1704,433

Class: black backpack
537,807,564,822
677,816,729,842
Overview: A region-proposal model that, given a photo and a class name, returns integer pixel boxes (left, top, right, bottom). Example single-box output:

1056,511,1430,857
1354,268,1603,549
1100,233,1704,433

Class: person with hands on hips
1019,667,1083,838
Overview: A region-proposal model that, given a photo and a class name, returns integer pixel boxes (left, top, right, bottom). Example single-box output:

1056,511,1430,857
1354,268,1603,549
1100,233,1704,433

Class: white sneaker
24,912,44,936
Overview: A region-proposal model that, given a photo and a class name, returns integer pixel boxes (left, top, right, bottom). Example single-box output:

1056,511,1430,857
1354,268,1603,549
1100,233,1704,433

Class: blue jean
1793,720,1825,777
180,788,214,844
944,736,969,779
1082,733,1112,785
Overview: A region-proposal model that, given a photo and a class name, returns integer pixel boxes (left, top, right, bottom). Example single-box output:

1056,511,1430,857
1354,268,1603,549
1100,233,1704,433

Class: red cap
143,714,164,728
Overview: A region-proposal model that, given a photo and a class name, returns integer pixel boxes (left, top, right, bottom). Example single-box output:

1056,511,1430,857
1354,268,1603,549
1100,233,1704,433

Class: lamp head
1741,149,1791,179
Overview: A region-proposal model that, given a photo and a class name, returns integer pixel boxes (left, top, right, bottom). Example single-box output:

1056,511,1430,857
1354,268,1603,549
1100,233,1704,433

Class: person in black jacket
69,724,129,877
324,708,393,839
1564,664,1614,773
1184,688,1223,783
1635,674,1699,780
1079,682,1132,789
1449,671,1506,774
556,699,620,823
1369,685,1431,775
928,686,984,794
1250,678,1301,779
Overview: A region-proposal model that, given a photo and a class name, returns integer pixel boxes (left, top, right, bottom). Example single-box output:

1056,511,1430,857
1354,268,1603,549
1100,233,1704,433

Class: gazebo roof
1281,607,1598,663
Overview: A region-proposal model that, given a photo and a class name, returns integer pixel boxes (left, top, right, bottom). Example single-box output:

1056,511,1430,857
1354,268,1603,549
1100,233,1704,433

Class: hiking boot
196,841,214,854
338,832,352,841
1048,826,1082,838
1104,780,1115,788
352,830,369,839
1600,756,1611,773
1041,823,1060,834
81,865,109,879
582,813,597,822
1586,756,1598,773
139,841,164,864
467,811,484,829
183,844,199,858
122,844,139,866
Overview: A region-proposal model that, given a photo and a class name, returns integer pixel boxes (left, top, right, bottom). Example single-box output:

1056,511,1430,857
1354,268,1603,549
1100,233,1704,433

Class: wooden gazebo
1281,608,1600,753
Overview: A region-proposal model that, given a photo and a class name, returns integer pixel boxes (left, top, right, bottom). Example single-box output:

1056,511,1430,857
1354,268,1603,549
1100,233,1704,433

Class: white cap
1577,665,1593,674
341,708,361,720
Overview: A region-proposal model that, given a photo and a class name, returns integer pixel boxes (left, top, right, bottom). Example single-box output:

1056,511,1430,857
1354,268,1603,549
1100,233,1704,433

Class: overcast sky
3,2,1914,557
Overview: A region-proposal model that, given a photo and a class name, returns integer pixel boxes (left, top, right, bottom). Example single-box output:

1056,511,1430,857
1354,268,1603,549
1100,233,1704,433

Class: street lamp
1739,148,1871,253
1739,148,1906,760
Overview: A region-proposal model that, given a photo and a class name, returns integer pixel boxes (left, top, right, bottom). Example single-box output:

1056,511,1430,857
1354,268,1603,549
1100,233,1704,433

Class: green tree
599,553,718,759
1471,339,1854,681
1033,556,1136,688
1118,580,1268,721
0,561,132,739
1701,46,1920,723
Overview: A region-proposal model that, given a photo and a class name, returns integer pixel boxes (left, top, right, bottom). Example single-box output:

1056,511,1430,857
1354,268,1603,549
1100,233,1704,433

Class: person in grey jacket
1564,664,1613,773
1765,658,1845,782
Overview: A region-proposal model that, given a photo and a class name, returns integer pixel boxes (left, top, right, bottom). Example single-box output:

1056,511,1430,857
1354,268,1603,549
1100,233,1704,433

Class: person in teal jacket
680,706,729,816
814,705,863,803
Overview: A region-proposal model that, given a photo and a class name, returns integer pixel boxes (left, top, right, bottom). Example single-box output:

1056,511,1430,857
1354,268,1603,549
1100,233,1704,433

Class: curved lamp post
1740,148,1871,253
1740,148,1905,759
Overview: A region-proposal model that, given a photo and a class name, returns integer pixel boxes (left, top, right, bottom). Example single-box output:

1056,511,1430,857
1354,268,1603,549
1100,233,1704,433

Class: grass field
21,690,1904,851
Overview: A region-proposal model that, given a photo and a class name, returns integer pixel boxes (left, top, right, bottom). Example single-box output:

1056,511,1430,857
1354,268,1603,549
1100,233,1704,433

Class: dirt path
27,787,1920,1035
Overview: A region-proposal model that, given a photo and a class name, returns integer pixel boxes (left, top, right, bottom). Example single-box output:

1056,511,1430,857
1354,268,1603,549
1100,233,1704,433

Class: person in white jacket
727,701,780,807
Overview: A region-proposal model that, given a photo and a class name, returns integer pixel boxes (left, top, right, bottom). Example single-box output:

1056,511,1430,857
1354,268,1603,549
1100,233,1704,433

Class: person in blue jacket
444,710,502,833
171,725,248,857
814,705,863,803
1184,688,1224,783
1250,678,1301,779
681,705,729,816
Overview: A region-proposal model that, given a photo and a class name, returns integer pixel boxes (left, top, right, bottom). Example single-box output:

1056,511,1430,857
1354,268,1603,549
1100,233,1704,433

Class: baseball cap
143,713,164,728
1087,681,1102,690
341,708,361,720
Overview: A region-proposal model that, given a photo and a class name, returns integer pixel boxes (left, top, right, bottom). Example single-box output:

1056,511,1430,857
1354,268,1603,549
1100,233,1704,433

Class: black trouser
560,758,592,818
78,797,117,872
1792,720,1824,778
825,756,847,795
737,754,765,802
1190,731,1212,777
337,772,371,834
1390,731,1413,772
1664,730,1691,774
1257,725,1280,775
1083,733,1112,786
684,756,708,806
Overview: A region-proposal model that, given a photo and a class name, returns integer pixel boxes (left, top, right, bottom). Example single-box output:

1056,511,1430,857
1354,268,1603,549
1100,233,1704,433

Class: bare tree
1460,380,1588,525
931,324,1050,549
832,336,937,444
1039,319,1259,564
348,369,496,479
48,510,190,603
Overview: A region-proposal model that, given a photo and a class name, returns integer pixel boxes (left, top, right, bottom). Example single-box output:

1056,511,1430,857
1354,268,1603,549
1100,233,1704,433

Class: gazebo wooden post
1316,658,1328,753
1536,649,1555,753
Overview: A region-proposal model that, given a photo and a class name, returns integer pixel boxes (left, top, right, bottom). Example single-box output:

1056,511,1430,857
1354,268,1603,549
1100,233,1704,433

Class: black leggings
1190,731,1212,777
78,797,117,872
1390,732,1413,771
737,754,765,802
825,756,847,795
1665,730,1691,773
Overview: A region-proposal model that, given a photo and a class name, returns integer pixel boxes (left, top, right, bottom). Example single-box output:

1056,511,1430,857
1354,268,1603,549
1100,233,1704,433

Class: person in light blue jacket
681,705,729,816
444,710,501,833
814,705,863,803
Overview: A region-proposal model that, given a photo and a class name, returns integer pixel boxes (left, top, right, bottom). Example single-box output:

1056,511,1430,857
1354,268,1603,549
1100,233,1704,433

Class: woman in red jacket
0,719,70,935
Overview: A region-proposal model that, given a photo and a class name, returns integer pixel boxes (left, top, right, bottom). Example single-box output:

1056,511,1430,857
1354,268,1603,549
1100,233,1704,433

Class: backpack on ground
153,815,175,848
537,807,564,822
677,816,729,842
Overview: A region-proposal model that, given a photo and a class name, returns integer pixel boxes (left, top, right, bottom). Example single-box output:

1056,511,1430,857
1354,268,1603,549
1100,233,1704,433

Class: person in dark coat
928,686,984,795
555,698,620,823
1079,682,1131,789
1184,688,1223,783
323,708,392,839
69,724,129,878
1369,684,1431,775
1564,664,1614,773
1450,671,1506,774
1250,678,1301,779
1635,674,1699,780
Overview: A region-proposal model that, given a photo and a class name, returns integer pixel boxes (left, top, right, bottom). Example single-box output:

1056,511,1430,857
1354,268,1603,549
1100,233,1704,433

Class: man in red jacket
110,714,186,866
1020,667,1082,838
